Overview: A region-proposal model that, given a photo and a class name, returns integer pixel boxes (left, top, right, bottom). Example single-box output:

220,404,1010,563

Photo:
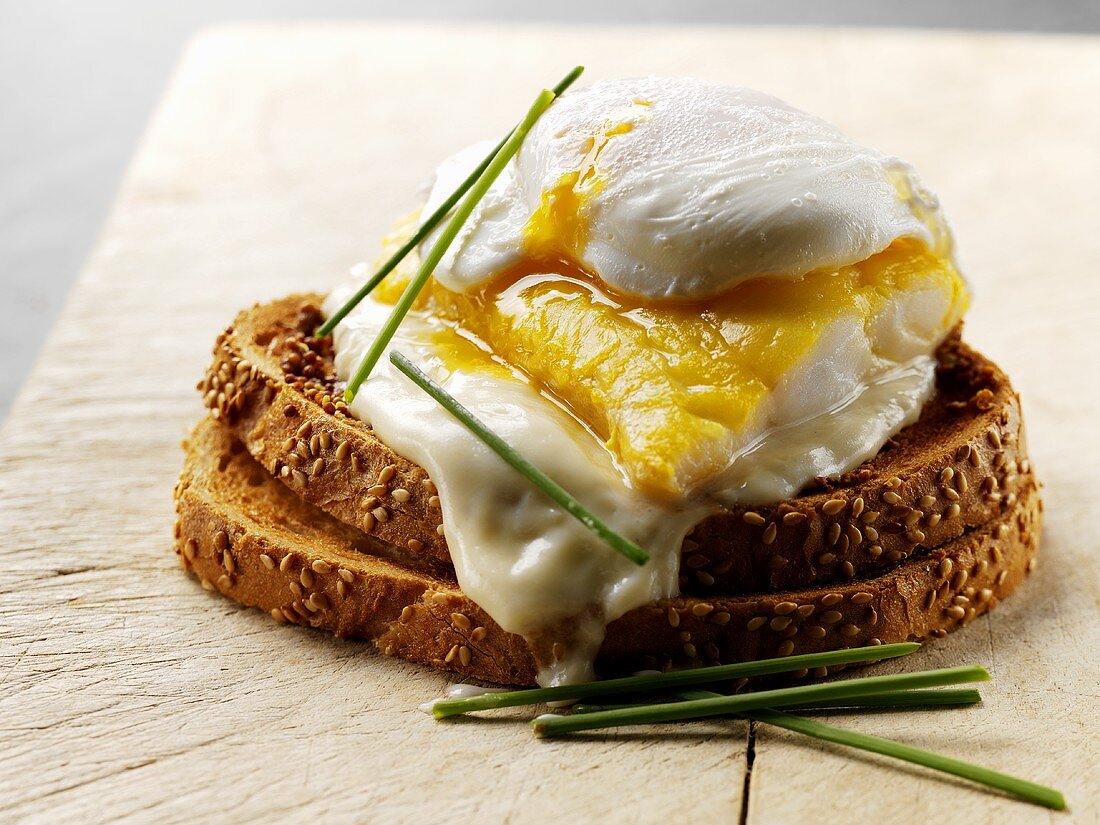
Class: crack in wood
738,720,757,825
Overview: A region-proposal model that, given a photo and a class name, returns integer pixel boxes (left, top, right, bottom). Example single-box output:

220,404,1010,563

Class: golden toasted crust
201,295,449,562
201,294,1033,594
174,417,1040,686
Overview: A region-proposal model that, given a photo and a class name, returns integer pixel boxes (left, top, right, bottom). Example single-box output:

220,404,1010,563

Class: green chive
746,709,1064,810
760,686,983,710
317,66,584,339
529,665,989,737
571,687,983,714
389,350,650,566
426,643,919,718
667,688,1063,809
343,87,557,401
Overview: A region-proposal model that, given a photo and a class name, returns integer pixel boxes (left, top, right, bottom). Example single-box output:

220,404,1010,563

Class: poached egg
324,77,969,685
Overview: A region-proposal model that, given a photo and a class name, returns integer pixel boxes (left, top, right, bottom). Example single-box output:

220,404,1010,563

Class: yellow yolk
372,211,431,307
371,210,968,499
522,170,592,262
435,243,966,497
521,121,634,263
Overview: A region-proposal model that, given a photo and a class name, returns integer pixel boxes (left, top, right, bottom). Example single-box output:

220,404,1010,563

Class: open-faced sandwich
175,72,1039,692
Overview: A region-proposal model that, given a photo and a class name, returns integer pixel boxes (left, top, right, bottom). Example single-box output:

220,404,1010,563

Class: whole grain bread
174,417,1040,686
201,294,1034,594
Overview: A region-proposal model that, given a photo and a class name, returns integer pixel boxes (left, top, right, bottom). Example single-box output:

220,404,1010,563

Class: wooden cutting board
1,23,1098,824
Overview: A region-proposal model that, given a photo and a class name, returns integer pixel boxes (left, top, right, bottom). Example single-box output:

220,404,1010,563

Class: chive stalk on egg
426,642,920,718
528,665,990,736
389,349,650,566
320,66,583,340
342,87,557,400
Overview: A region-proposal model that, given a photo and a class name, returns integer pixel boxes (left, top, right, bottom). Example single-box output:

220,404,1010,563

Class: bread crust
201,294,1034,594
175,417,1040,687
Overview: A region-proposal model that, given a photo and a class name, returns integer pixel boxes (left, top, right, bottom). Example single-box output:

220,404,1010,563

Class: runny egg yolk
521,120,634,264
373,205,968,501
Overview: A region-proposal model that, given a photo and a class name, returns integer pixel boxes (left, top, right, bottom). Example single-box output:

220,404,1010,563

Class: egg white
423,76,954,300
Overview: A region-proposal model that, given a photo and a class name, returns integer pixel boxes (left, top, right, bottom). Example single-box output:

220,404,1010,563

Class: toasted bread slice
202,294,1034,594
174,417,1040,686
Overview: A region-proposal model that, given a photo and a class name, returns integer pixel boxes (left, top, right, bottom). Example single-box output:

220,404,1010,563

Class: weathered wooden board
1,23,1098,824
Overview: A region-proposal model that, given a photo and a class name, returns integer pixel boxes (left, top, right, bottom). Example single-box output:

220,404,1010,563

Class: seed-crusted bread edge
201,294,450,563
174,417,1041,687
201,293,1034,594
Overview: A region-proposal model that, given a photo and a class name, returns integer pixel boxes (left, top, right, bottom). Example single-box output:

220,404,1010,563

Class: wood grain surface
1,23,1098,824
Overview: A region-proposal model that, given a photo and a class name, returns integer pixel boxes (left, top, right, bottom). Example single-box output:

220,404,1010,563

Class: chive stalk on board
661,687,1064,811
570,687,983,715
427,643,920,718
742,706,1064,810
679,688,1063,809
529,665,989,736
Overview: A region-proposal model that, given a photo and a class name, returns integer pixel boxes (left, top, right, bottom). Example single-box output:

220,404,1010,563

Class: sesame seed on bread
175,416,1040,686
200,294,1034,595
